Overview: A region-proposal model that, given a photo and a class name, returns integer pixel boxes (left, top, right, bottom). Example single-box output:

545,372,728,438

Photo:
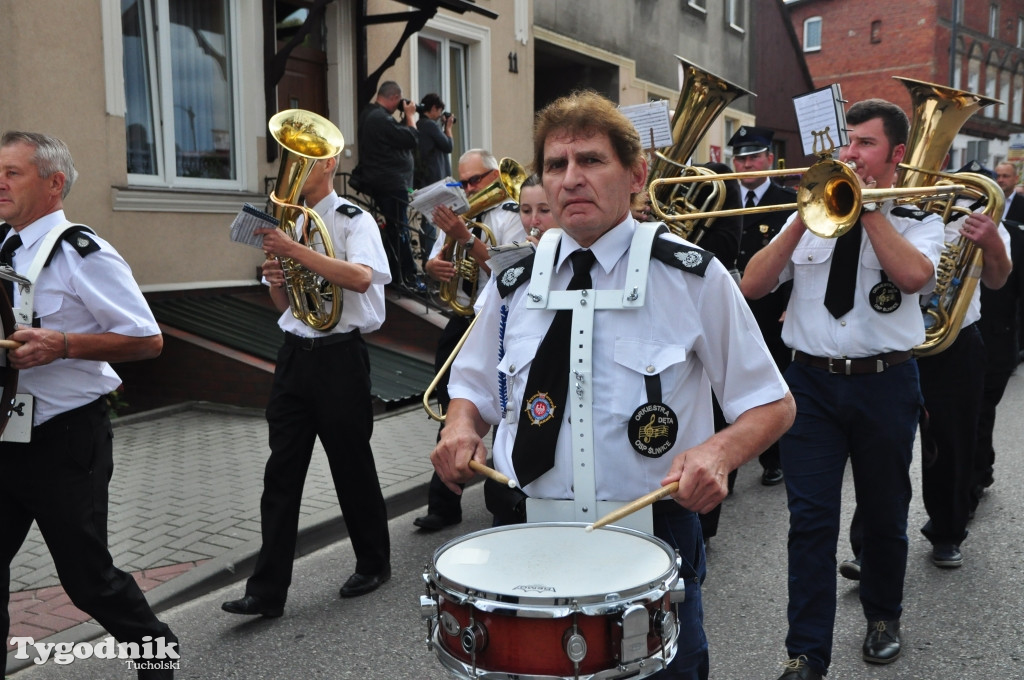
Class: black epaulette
45,225,99,267
336,203,363,218
890,206,930,221
651,236,713,277
501,201,519,213
496,252,534,298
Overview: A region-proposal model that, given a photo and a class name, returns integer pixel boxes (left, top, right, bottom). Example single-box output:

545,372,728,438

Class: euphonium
891,76,1003,357
268,109,346,332
646,56,753,242
438,158,526,316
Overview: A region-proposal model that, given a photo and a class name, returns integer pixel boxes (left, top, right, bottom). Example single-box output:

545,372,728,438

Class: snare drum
421,522,682,679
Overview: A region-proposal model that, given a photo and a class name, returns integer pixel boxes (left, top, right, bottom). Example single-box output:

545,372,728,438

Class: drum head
430,522,676,608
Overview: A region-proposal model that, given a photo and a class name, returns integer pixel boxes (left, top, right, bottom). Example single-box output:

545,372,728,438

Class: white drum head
430,522,676,608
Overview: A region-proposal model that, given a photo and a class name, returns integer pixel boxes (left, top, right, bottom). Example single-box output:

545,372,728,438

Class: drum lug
460,621,489,655
419,594,438,620
669,583,686,604
617,603,650,663
651,609,676,639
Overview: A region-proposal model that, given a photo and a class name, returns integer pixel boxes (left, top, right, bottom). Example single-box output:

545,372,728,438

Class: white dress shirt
775,205,945,357
2,210,159,425
449,217,788,501
275,192,390,337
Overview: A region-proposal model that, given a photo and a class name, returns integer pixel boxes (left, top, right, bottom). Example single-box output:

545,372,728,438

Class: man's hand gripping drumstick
431,399,515,493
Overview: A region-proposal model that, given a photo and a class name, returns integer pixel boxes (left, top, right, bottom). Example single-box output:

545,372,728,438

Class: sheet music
620,101,674,150
793,83,849,156
409,177,470,216
487,241,534,272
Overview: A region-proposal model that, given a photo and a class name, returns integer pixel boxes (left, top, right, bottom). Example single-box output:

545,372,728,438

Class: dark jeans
780,360,920,675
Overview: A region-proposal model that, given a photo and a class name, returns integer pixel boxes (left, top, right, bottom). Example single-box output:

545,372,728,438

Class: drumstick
0,339,21,349
585,482,679,532
469,459,517,488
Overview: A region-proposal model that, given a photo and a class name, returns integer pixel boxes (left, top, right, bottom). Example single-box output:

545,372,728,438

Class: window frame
726,0,745,34
122,0,246,192
803,16,822,53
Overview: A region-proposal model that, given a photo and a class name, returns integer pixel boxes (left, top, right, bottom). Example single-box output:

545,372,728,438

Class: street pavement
7,373,1024,679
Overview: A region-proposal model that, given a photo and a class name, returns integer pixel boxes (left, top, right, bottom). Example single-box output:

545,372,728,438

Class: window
726,0,745,33
804,17,822,52
1018,16,1024,47
985,63,998,118
966,139,990,166
871,20,882,44
417,35,471,162
122,0,240,188
687,0,707,14
990,4,999,37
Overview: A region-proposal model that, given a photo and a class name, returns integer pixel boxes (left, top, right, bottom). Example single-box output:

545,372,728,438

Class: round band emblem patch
524,392,557,426
869,281,901,313
628,402,678,458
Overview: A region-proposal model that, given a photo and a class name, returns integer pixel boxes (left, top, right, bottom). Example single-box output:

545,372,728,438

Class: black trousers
425,315,471,520
245,334,390,604
918,324,985,546
1,399,176,679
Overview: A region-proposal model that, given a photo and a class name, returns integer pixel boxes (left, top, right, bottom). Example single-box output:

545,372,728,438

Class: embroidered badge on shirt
628,402,679,458
674,250,704,269
869,280,902,313
501,266,526,288
524,391,557,426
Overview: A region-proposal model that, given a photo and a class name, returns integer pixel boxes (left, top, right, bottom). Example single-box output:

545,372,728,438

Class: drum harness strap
508,223,666,533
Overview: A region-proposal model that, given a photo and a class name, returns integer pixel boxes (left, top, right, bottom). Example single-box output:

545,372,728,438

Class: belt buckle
299,336,317,350
827,357,852,375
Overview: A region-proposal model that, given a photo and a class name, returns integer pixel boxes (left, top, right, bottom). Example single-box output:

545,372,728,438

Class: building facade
786,0,1024,169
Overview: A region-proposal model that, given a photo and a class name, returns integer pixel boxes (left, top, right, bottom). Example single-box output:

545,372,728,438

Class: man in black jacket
354,81,419,287
732,126,797,486
974,161,1024,508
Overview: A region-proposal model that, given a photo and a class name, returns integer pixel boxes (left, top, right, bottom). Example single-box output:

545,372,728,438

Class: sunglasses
460,172,492,189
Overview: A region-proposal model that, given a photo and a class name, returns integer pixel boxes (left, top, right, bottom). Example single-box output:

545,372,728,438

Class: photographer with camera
353,81,419,288
415,93,454,189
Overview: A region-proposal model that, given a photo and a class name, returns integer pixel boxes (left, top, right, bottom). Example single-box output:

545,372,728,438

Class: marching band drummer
431,91,794,680
0,131,177,679
414,149,526,532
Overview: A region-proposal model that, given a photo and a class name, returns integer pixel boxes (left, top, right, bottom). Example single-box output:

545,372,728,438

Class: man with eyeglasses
415,148,525,531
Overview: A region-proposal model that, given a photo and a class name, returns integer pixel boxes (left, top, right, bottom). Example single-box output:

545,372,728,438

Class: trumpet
648,157,965,238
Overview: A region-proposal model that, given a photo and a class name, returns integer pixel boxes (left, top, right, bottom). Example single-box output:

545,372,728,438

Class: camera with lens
443,111,456,124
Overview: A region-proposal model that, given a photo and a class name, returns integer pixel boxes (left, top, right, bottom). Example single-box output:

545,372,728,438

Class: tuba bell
437,158,527,316
891,76,1004,357
646,56,753,242
268,109,346,332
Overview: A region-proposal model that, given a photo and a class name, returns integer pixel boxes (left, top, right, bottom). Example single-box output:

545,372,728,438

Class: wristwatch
862,202,878,212
463,234,477,249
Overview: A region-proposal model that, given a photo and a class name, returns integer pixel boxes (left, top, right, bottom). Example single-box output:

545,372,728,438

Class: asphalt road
11,374,1024,679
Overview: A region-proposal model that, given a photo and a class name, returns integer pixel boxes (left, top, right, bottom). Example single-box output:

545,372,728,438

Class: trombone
649,156,965,239
422,315,480,422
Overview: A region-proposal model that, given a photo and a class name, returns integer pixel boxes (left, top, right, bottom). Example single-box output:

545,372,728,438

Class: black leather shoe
863,619,901,664
839,557,861,581
932,544,963,568
761,467,784,486
413,513,461,531
339,566,391,598
777,655,822,679
221,595,283,618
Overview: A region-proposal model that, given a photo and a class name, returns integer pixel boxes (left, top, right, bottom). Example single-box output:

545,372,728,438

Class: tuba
268,109,346,332
891,77,1004,357
646,56,753,242
438,158,527,316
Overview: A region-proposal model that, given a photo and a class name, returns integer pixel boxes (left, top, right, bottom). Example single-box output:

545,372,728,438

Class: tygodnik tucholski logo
9,635,179,671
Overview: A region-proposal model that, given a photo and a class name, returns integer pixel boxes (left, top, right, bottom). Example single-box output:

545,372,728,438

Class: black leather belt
284,330,358,350
793,349,913,375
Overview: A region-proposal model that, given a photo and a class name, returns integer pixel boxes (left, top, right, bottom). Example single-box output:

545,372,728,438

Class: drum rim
426,522,679,614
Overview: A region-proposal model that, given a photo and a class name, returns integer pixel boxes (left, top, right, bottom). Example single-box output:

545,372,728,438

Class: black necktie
823,220,863,318
745,190,756,209
511,249,596,487
0,234,22,303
